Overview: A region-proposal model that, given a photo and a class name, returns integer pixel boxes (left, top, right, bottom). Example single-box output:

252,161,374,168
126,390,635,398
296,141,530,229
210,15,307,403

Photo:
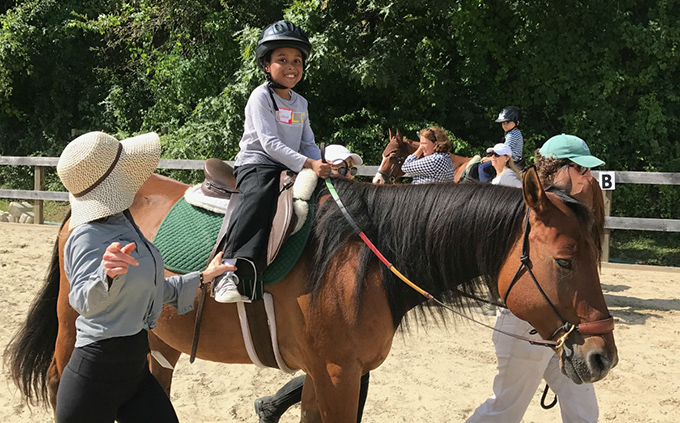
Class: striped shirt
504,128,524,162
402,152,455,184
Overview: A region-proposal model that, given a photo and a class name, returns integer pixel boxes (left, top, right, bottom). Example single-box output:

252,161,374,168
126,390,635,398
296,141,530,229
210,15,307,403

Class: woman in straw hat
55,131,232,423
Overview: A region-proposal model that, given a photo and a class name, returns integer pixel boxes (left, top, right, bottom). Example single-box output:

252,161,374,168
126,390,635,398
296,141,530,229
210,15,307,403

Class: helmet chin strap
266,76,287,90
266,79,283,112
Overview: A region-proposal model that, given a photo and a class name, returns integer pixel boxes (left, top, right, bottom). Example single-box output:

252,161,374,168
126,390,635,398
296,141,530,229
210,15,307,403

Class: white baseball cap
324,144,363,166
486,143,512,157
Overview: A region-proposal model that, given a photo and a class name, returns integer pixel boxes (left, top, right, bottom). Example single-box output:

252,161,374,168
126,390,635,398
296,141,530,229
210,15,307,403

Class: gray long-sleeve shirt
64,212,200,348
234,83,321,172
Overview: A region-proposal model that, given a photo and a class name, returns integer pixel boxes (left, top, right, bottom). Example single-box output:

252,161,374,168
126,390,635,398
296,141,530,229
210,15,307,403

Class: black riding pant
222,163,285,273
55,330,178,423
260,373,371,422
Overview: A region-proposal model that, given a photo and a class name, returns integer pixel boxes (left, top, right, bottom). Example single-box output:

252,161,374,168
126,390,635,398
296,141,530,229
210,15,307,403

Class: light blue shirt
504,128,524,162
235,83,321,172
492,169,522,187
64,212,200,348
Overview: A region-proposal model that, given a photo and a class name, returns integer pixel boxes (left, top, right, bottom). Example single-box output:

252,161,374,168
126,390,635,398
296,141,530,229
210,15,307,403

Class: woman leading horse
6,166,617,422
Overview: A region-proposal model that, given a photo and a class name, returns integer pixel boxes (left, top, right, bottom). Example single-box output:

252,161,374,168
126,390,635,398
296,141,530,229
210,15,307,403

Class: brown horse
6,168,617,422
373,128,473,184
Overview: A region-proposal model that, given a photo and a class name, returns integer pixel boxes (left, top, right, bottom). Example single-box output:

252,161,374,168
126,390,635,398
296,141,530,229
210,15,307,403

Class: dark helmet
255,20,312,72
495,106,521,123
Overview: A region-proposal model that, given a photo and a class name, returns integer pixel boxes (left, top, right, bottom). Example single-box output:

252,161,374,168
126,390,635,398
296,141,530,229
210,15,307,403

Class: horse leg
299,375,321,422
46,358,60,415
302,364,362,423
148,330,182,396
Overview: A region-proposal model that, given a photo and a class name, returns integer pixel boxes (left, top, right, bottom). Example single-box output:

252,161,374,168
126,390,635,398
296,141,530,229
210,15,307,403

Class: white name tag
277,108,293,124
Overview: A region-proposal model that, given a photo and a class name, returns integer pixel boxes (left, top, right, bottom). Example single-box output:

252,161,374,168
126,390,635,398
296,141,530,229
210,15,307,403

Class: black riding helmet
256,20,312,74
495,106,521,124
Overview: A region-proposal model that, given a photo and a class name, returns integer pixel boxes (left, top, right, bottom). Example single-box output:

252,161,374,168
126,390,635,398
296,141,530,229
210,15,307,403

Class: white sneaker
213,272,250,303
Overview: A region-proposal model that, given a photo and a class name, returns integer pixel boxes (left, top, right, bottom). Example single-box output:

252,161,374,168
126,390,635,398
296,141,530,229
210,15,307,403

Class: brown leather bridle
503,210,615,349
377,151,405,184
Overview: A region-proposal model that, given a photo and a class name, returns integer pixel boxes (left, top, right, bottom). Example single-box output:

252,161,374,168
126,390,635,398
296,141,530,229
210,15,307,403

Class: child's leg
215,164,285,302
478,161,496,182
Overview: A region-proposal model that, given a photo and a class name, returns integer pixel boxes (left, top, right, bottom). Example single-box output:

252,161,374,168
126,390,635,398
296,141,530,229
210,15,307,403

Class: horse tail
3,210,70,405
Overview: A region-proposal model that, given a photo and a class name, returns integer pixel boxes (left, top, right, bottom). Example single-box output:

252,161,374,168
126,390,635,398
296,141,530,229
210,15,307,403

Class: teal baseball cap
539,134,605,168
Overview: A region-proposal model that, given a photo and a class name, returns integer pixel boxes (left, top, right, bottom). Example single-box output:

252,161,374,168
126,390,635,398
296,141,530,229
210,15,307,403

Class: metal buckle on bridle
553,323,576,350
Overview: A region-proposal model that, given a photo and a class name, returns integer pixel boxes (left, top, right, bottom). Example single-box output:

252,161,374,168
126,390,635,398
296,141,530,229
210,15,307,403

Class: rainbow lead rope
324,179,434,301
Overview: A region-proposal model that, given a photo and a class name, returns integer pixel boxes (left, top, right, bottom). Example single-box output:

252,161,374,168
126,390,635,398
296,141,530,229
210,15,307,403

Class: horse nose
373,174,385,184
586,348,616,380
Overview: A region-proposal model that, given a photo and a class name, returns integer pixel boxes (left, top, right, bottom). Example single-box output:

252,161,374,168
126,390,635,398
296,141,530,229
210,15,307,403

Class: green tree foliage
1,0,678,214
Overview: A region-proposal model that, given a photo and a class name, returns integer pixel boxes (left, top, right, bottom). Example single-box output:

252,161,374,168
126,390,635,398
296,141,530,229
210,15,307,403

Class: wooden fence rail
1,156,678,262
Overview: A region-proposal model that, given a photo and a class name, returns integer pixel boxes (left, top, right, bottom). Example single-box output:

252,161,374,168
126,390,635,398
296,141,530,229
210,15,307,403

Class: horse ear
522,167,551,213
388,128,394,141
396,129,404,144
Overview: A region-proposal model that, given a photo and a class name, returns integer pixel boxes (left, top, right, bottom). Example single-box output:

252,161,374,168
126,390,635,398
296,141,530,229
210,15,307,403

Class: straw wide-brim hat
57,131,161,230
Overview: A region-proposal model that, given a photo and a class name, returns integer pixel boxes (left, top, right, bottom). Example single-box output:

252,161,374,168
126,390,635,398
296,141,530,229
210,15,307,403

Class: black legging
56,330,178,423
257,373,370,422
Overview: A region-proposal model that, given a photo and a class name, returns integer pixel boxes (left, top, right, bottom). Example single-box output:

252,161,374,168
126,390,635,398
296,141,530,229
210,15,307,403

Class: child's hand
103,242,138,279
308,159,331,179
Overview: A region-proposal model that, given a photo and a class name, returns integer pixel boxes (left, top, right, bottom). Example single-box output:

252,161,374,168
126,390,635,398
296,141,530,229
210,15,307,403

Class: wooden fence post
601,190,613,263
34,165,44,224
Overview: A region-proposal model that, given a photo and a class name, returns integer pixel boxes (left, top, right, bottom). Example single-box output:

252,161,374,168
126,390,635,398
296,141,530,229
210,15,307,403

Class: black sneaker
254,396,282,423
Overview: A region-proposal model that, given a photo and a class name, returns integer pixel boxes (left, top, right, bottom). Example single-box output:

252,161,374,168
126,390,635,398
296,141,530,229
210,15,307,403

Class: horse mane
309,179,527,329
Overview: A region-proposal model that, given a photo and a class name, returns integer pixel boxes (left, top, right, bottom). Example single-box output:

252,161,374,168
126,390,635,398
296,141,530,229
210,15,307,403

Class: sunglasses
569,163,590,175
337,166,358,177
487,152,501,158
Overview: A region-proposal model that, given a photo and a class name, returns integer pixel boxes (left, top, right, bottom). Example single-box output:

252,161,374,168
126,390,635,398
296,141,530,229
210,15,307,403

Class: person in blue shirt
479,106,524,182
213,20,331,303
496,106,523,163
55,131,232,423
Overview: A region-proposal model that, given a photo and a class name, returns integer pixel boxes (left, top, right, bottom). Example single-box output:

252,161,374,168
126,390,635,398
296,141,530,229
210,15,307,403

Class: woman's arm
162,252,234,314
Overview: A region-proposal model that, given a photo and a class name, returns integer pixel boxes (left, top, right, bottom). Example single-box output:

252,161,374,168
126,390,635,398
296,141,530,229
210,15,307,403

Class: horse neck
311,180,526,327
450,154,471,169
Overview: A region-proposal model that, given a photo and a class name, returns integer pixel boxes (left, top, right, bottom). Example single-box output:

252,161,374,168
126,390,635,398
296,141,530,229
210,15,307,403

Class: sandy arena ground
1,222,678,422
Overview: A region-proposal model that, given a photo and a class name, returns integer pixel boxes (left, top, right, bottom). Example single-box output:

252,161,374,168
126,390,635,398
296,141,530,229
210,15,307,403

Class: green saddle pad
153,198,314,286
